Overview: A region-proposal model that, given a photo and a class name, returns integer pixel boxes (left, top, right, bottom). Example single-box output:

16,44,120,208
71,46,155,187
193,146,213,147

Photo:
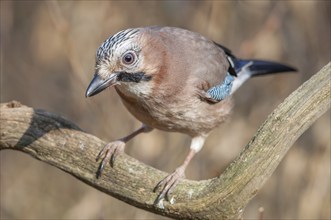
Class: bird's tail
230,59,297,94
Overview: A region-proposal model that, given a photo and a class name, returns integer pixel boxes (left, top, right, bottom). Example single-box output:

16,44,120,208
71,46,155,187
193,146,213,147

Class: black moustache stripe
117,72,152,83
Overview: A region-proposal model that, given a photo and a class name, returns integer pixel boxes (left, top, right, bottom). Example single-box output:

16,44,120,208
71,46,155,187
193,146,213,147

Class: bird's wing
158,27,232,102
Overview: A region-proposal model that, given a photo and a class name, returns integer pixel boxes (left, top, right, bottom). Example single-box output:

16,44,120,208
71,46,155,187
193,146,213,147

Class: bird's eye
122,52,136,65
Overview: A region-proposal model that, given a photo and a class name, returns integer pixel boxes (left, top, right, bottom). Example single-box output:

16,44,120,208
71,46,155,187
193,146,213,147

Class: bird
85,26,296,204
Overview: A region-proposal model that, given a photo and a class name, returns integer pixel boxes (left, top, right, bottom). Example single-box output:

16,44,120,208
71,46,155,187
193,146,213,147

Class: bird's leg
96,124,152,178
154,136,206,204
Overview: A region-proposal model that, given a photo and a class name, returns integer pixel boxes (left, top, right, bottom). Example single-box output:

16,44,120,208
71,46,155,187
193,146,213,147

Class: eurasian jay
85,26,296,203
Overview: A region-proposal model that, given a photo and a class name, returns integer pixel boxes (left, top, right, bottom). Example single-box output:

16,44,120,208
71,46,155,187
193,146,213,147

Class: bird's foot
154,166,186,205
95,140,125,178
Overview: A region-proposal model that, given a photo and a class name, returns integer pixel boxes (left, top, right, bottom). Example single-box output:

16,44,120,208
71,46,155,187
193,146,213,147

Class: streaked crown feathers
96,28,141,62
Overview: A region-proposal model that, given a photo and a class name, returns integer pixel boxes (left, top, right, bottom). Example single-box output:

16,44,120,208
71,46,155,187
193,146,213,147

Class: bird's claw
154,167,185,205
95,140,125,178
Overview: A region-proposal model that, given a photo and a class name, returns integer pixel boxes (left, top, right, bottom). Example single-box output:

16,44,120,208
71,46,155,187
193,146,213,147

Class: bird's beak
85,73,118,97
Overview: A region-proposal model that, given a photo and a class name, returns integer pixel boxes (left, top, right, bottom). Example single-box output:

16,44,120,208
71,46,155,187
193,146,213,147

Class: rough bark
0,62,330,219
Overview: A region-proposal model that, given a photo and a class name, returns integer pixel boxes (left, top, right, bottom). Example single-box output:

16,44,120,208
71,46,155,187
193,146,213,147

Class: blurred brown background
0,1,330,219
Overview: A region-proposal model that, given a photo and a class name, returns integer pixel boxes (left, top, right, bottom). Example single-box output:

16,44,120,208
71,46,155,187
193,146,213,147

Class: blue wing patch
207,72,234,101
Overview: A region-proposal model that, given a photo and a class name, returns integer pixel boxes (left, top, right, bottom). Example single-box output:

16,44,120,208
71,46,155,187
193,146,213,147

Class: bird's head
85,28,159,98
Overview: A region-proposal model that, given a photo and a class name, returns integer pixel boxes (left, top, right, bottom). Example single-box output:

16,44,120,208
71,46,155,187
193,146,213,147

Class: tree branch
1,62,330,219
